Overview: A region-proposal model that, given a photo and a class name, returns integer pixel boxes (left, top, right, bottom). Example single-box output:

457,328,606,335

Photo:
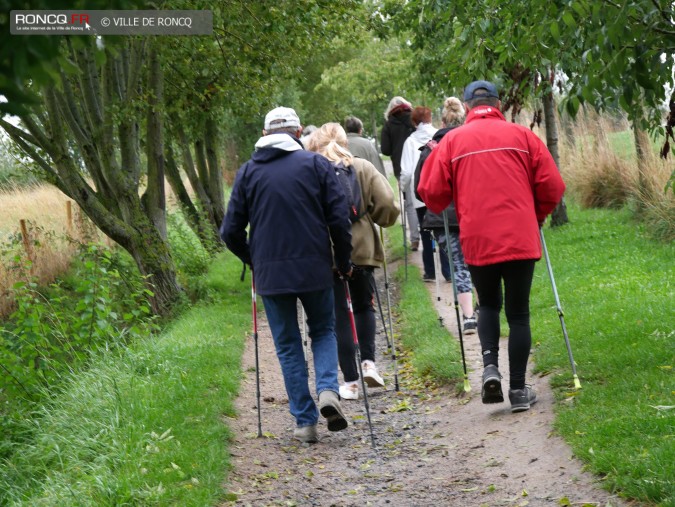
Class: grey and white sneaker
318,390,348,431
509,386,538,413
293,425,318,443
481,364,504,404
463,315,477,335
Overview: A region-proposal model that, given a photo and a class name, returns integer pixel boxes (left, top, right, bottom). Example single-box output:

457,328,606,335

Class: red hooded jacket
418,106,565,266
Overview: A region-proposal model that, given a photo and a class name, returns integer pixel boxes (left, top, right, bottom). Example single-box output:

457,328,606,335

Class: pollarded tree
0,39,181,314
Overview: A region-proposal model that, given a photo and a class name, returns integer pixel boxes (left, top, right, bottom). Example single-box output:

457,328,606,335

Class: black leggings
468,260,535,390
333,268,376,383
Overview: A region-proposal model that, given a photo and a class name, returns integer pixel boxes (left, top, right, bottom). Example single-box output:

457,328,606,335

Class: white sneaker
339,382,359,400
362,361,385,388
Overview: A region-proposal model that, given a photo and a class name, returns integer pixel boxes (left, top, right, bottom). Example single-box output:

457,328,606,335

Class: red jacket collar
466,106,505,123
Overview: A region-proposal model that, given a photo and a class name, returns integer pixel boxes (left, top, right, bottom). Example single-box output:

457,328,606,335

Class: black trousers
333,268,376,383
468,260,536,390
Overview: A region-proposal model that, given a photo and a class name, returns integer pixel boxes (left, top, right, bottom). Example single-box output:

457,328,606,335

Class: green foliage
0,142,40,189
0,0,143,116
531,204,674,504
0,252,249,506
0,245,156,409
166,211,211,280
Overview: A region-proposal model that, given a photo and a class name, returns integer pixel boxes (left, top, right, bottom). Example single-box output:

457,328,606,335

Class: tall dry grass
558,109,674,241
0,179,186,318
559,110,637,208
0,183,105,317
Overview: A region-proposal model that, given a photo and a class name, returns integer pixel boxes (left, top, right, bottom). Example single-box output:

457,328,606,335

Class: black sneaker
481,364,504,404
423,273,435,283
508,386,537,413
463,315,477,335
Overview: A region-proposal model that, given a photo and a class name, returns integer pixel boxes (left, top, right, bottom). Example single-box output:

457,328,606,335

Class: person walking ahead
307,123,400,401
220,106,353,442
381,96,420,250
418,81,565,413
344,116,387,178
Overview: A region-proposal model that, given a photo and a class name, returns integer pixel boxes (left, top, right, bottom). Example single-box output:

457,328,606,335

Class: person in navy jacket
220,107,353,443
418,81,566,413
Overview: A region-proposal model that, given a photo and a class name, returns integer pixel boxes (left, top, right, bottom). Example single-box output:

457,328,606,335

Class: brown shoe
410,241,419,251
318,390,348,431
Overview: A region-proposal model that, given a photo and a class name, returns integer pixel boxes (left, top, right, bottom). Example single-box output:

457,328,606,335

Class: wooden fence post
19,219,35,276
66,201,73,236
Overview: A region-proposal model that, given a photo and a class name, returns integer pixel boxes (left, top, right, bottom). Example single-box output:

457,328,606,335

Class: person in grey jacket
344,116,387,177
220,106,352,444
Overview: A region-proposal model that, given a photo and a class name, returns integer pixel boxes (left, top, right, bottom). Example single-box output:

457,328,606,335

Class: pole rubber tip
573,376,582,390
463,378,471,392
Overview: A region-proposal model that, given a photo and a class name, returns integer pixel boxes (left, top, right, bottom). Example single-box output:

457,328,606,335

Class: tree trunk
543,88,569,227
205,117,225,225
175,123,217,228
371,110,379,153
633,123,653,204
143,48,167,239
120,218,181,315
165,144,220,253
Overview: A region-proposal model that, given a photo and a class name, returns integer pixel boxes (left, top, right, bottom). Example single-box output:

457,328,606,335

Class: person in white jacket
400,106,441,280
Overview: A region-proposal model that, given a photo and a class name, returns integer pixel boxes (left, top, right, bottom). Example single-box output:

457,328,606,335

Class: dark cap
463,80,499,101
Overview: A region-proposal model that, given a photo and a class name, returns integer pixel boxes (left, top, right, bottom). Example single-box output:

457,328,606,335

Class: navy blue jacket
220,133,352,296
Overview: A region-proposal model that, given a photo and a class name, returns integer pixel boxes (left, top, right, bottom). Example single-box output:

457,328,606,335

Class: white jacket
400,122,437,208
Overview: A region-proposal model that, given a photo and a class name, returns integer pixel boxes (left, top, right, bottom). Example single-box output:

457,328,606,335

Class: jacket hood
408,123,437,144
252,133,303,163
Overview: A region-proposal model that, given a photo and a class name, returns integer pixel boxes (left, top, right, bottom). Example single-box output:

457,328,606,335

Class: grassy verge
0,252,250,506
395,263,464,384
531,204,674,505
384,209,464,386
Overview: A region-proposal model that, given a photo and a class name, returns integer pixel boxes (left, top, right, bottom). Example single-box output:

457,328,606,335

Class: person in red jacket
418,81,566,413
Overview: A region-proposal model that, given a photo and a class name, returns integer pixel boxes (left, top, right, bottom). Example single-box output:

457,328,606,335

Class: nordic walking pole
343,278,377,449
433,236,441,302
251,270,263,437
371,275,392,349
301,307,309,375
398,184,408,281
432,235,444,327
380,227,400,392
442,211,471,392
540,228,582,390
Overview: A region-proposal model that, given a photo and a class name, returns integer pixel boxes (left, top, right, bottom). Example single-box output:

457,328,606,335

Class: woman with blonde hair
307,123,400,400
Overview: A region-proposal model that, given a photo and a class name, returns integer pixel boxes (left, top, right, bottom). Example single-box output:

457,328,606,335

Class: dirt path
221,250,632,507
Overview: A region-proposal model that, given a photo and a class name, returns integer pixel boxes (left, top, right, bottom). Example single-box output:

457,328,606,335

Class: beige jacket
350,158,400,268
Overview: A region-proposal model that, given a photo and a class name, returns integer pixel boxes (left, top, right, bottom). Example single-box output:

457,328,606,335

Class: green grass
395,263,464,383
384,196,464,385
531,204,674,505
607,129,664,162
0,252,250,506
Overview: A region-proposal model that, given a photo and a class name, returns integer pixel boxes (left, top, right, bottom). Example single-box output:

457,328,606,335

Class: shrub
0,245,157,407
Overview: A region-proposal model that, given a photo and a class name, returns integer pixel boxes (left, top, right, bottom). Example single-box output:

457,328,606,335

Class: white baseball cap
264,106,301,131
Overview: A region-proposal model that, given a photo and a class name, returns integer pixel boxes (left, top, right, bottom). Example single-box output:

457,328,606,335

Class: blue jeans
262,288,340,428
